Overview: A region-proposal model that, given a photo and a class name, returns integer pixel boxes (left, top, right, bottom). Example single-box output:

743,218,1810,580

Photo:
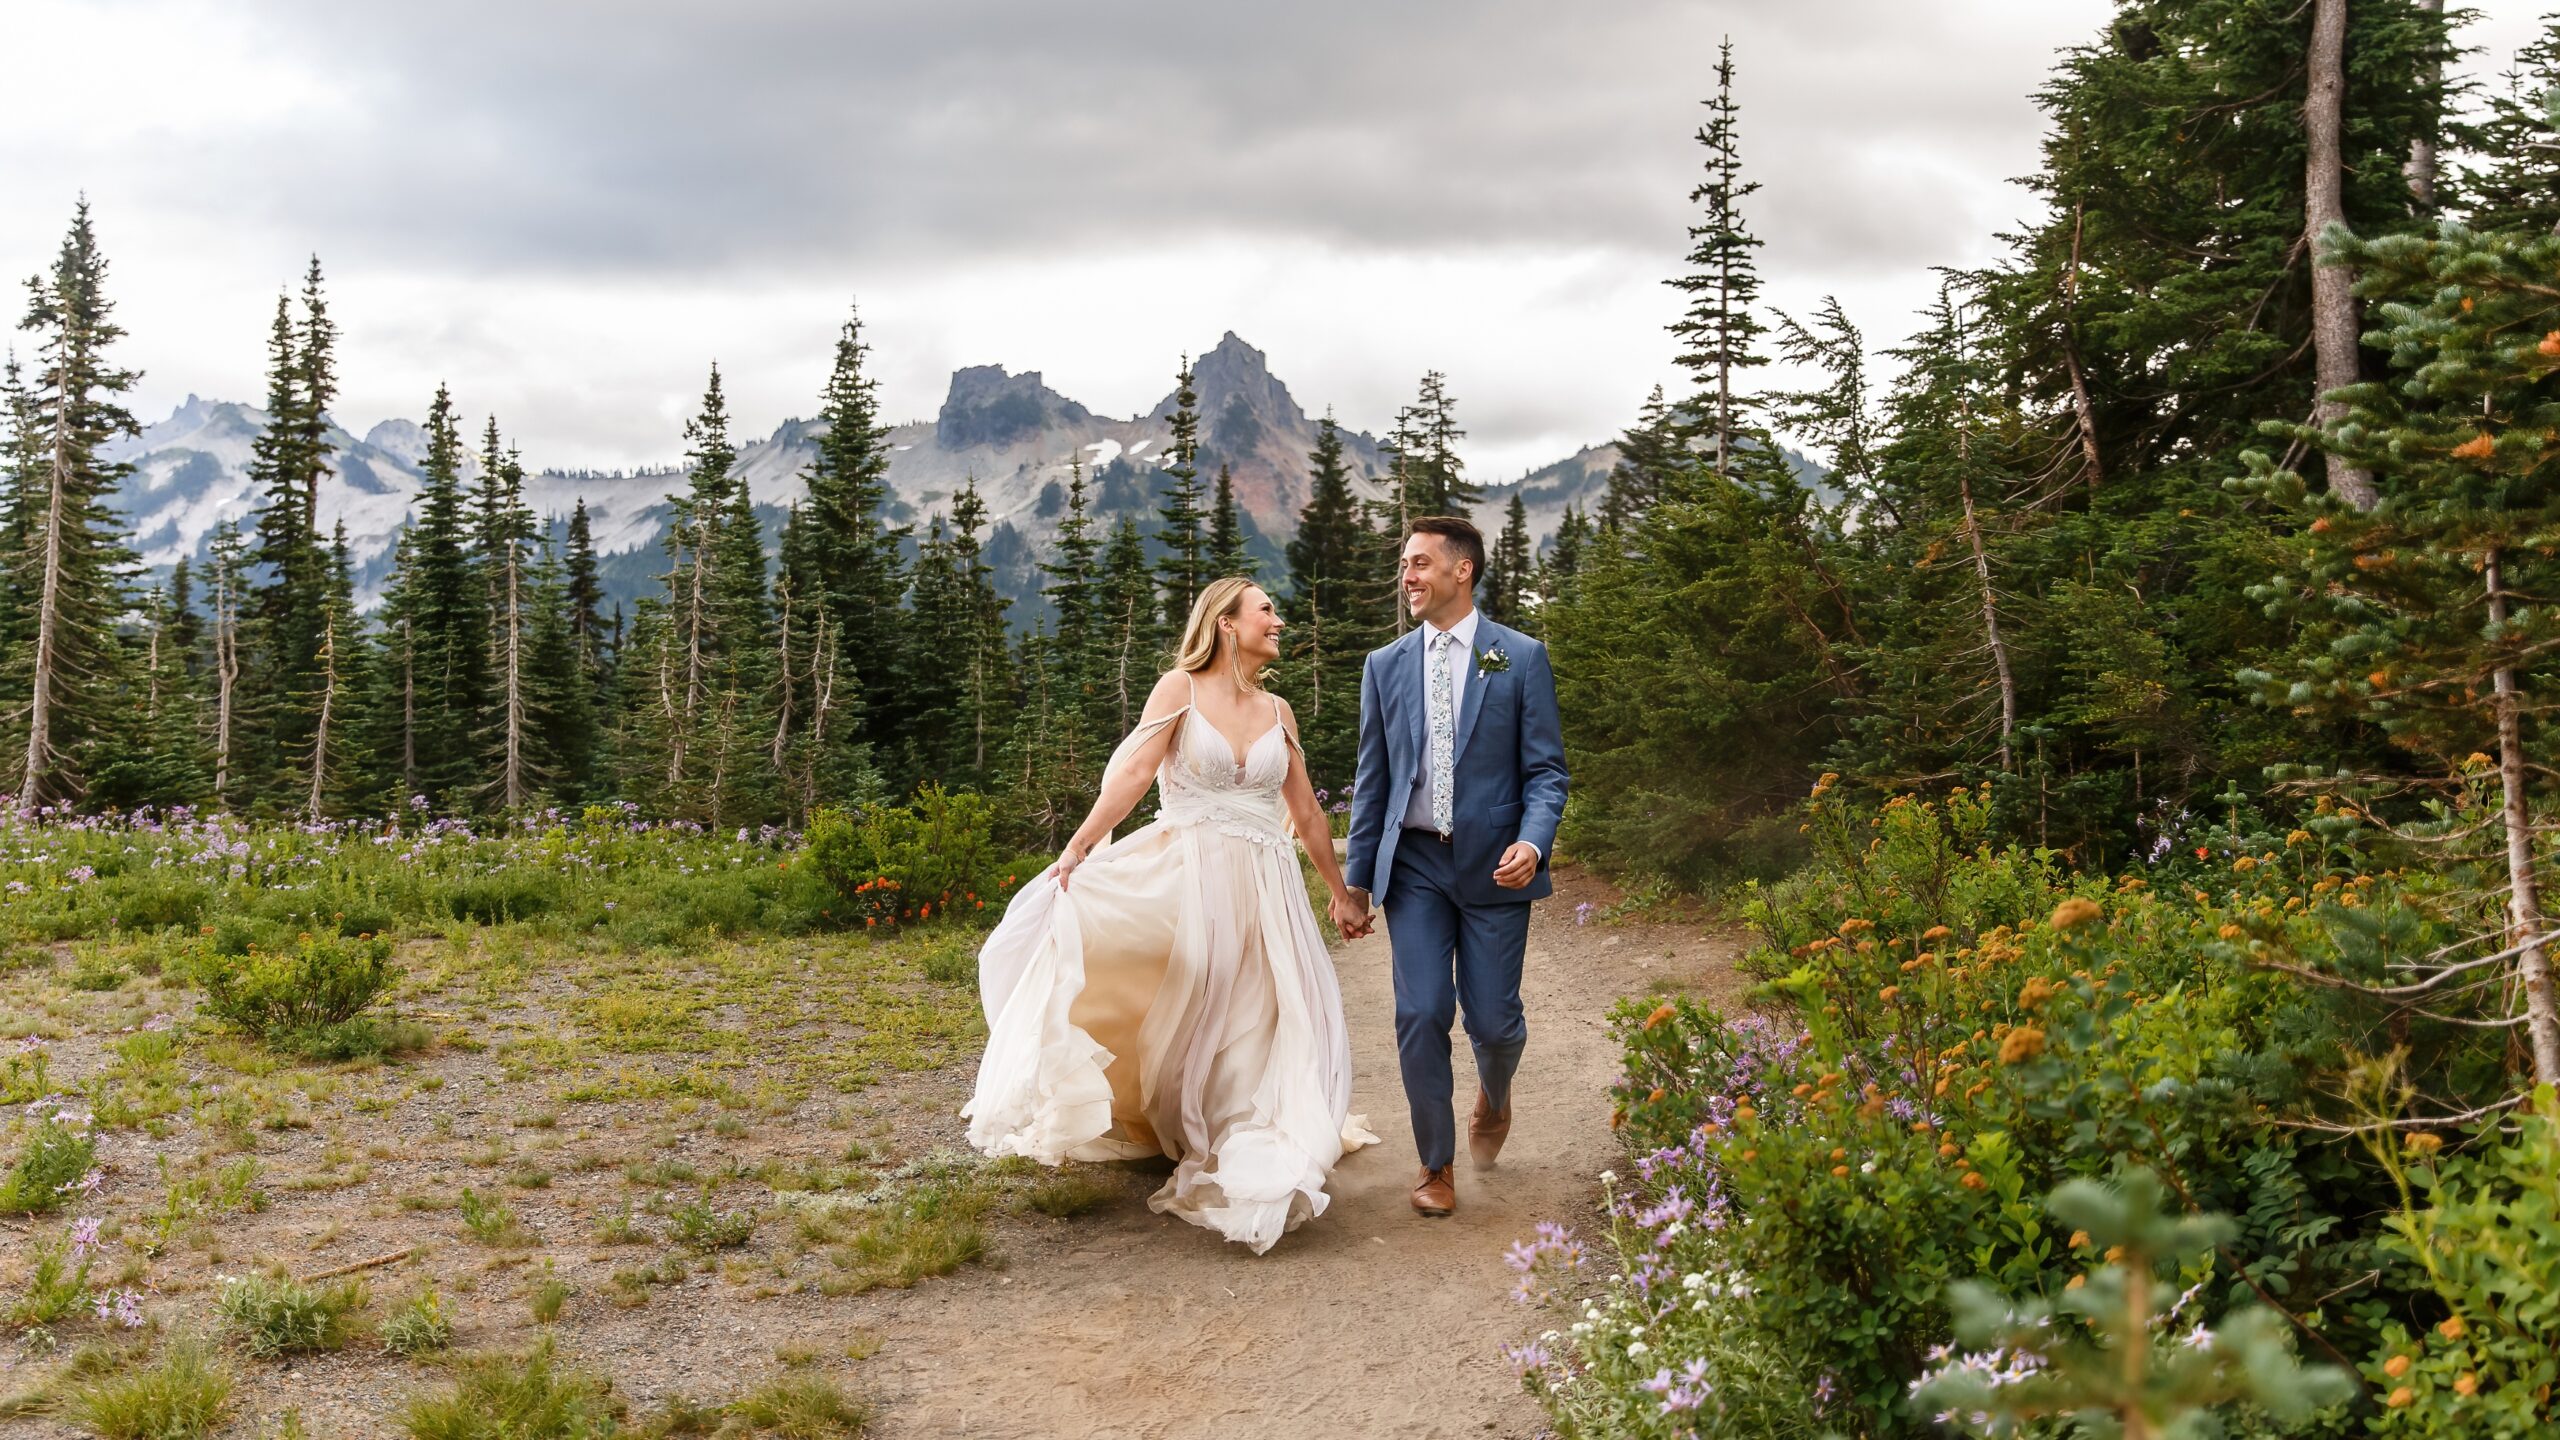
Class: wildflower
2388,1386,2414,1408
1641,1002,1676,1032
1998,1027,2047,1064
2383,1355,2412,1379
2048,897,2101,930
2456,1372,2479,1396
2017,976,2058,1011
2439,1316,2466,1340
2406,1132,2444,1156
2451,432,2496,462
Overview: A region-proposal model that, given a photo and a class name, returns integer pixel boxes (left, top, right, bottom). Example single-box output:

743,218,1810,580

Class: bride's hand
1056,838,1092,891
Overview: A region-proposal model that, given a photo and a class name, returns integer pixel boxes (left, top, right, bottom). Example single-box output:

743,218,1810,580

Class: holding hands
1330,889,1375,941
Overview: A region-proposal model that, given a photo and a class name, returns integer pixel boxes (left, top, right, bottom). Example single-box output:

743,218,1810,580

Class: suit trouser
1384,830,1531,1171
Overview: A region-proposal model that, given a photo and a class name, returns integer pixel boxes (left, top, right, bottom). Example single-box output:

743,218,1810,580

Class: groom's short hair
1407,516,1484,583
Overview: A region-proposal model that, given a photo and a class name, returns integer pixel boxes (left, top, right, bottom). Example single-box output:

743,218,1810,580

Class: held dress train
962,683,1376,1253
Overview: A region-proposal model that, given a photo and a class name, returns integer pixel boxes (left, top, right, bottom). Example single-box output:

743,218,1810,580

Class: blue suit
1344,616,1569,1170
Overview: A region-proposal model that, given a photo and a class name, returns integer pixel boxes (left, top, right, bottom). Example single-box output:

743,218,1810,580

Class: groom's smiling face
1400,533,1474,629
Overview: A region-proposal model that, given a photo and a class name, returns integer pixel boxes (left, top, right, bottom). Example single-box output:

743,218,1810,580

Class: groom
1339,516,1569,1218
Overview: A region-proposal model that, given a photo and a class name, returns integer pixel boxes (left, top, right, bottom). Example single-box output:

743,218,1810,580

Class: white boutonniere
1475,644,1511,677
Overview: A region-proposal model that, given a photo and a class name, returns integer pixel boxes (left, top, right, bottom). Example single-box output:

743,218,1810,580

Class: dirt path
860,867,1747,1439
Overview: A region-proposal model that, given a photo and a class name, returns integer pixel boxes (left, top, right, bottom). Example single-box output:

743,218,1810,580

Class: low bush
196,933,397,1041
801,787,1017,931
214,1272,367,1358
670,1196,755,1250
8,1219,97,1327
0,1117,98,1215
379,1287,453,1358
730,1373,870,1436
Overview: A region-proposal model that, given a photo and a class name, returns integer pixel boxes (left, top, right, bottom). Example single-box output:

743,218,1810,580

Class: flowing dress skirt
964,763,1375,1253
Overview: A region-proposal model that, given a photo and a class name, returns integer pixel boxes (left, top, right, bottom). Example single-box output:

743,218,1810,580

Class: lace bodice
1139,685,1295,849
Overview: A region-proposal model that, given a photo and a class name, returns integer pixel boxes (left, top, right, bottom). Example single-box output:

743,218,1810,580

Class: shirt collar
1424,608,1480,652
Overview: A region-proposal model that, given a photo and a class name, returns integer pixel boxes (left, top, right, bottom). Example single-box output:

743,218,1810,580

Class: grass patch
1021,1170,1119,1219
670,1196,755,1251
398,1339,616,1440
67,1335,234,1440
731,1374,870,1437
823,1179,991,1295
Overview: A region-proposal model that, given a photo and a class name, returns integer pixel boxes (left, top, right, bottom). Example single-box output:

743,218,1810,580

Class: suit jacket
1344,616,1569,908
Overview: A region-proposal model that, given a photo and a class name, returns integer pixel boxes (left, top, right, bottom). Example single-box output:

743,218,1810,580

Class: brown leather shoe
1470,1087,1512,1169
1411,1165,1456,1217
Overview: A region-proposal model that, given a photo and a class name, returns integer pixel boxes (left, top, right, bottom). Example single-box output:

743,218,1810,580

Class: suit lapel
1392,628,1426,767
1453,619,1494,765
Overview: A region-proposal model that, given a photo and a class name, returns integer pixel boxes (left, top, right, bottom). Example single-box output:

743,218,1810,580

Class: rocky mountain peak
935,365,1093,450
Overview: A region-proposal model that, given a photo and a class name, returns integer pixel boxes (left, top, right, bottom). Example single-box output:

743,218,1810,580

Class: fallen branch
300,1247,413,1282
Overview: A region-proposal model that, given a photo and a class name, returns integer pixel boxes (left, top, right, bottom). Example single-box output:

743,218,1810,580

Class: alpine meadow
5,3,2560,1439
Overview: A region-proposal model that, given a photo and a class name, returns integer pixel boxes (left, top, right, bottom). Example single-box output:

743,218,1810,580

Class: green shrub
0,1118,98,1215
397,1340,618,1440
101,874,214,932
671,1196,755,1250
196,932,397,1040
272,1016,433,1063
379,1287,453,1358
2358,1091,2560,1436
214,1273,366,1359
459,1188,534,1248
444,873,556,926
66,951,129,991
67,1335,234,1440
1572,786,2499,1435
801,787,1015,931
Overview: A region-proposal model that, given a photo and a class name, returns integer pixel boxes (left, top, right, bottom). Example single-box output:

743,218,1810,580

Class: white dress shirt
1403,608,1480,835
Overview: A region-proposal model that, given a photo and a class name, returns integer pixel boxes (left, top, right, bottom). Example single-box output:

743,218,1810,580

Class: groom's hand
1492,842,1541,890
1328,892,1374,940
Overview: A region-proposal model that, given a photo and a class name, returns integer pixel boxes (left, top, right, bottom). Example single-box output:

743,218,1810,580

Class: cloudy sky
3,1,2548,484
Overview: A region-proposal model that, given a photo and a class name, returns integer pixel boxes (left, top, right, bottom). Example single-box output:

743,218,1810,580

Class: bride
963,576,1378,1253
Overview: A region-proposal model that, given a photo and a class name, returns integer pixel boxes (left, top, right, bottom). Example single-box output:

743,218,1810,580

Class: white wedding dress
963,684,1376,1253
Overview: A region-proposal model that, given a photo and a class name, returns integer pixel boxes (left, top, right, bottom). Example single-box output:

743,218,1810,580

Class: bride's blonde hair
1174,577,1269,692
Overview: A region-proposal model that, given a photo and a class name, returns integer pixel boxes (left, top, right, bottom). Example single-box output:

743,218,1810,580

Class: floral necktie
1429,630,1457,838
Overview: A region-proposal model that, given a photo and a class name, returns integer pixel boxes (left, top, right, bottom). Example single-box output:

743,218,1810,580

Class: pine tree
1285,413,1386,789
562,498,609,699
1601,386,1685,531
480,435,539,809
801,305,908,751
1406,370,1477,515
1041,456,1105,709
407,385,488,805
1485,493,1533,628
1668,39,1769,478
2235,222,2560,1082
1155,354,1209,628
2454,22,2560,234
663,364,739,790
524,537,598,803
1209,462,1252,579
9,202,142,810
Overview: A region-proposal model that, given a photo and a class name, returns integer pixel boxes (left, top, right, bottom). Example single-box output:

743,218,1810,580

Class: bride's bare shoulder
1140,669,1195,719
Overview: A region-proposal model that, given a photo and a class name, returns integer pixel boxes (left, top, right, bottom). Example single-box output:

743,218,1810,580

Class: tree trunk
1958,400,2018,772
658,630,684,787
2064,201,2107,499
2404,0,2443,211
501,547,526,809
2486,548,2560,1085
307,612,337,819
19,386,74,809
771,584,796,772
805,613,835,817
214,570,239,805
399,618,416,793
2306,0,2378,510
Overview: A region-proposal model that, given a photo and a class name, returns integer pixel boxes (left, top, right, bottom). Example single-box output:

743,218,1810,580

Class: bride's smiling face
1224,586,1284,664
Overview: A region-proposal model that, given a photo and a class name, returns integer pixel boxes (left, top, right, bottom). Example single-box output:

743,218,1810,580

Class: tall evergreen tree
1405,370,1477,514
1285,413,1387,788
407,385,487,804
801,305,908,751
1155,354,1209,628
1485,493,1533,629
1668,39,1769,478
246,290,326,800
8,202,141,810
2454,22,2560,234
1209,462,1251,579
